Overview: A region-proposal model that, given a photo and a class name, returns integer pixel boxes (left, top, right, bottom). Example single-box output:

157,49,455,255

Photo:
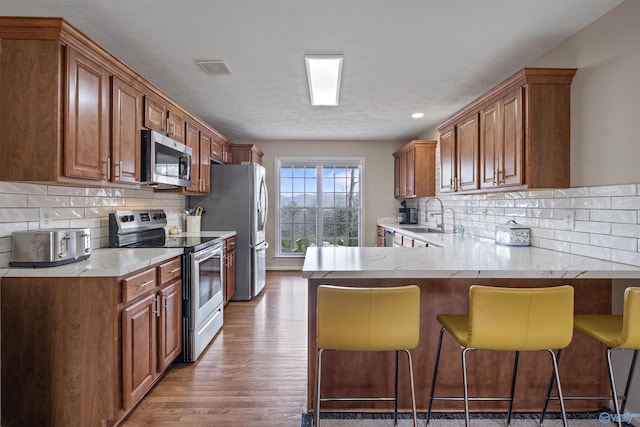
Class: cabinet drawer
158,257,182,284
122,268,157,304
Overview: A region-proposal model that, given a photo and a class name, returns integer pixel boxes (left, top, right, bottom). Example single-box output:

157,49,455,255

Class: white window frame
275,156,365,257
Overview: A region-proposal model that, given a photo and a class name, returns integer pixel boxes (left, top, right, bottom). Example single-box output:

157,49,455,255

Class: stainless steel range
109,209,224,362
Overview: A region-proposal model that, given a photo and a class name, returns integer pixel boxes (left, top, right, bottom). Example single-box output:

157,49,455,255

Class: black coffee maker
399,200,417,224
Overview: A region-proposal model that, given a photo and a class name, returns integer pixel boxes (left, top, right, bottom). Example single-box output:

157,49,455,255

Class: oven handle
192,243,223,263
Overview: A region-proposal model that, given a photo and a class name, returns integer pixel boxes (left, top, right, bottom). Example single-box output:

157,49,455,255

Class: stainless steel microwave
141,129,192,188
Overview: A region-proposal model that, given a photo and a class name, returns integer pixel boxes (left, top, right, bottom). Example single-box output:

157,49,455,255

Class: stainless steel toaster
10,228,91,267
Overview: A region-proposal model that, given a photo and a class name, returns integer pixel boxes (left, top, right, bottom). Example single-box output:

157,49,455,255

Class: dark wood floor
121,271,308,427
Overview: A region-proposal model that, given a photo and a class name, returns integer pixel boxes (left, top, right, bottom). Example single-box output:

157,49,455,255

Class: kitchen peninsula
302,228,640,414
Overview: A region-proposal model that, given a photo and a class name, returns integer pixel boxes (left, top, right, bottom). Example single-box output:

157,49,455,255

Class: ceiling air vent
195,60,232,75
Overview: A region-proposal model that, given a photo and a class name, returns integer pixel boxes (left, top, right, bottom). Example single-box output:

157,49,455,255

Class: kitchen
1,0,640,426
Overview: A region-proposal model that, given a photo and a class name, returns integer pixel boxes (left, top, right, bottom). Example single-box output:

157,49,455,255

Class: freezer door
255,165,268,245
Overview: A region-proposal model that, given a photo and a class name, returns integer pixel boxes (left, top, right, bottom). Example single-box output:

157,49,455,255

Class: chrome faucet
444,207,456,233
424,197,444,232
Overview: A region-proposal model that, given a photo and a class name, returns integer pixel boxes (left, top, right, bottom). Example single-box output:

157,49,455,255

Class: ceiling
1,0,624,142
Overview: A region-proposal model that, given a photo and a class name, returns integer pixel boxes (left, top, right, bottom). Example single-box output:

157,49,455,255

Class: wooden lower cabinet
1,256,182,426
224,236,237,304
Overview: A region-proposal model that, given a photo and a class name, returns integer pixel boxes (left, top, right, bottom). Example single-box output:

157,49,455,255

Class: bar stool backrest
619,287,640,349
316,285,420,351
467,285,574,351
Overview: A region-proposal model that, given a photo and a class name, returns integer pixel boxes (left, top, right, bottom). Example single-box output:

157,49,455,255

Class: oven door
190,243,224,336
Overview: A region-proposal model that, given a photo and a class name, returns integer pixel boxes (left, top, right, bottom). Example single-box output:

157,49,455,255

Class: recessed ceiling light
195,60,232,75
412,112,424,119
305,54,343,106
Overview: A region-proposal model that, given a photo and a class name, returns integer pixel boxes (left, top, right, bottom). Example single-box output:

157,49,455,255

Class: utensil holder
186,216,201,233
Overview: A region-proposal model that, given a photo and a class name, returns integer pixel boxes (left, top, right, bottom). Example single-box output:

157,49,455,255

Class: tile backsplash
406,183,640,267
0,182,186,267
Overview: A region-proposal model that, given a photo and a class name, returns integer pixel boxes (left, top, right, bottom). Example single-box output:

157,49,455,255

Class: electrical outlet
562,210,575,230
40,207,53,228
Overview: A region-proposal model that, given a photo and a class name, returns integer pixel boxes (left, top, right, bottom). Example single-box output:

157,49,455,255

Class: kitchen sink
399,227,443,234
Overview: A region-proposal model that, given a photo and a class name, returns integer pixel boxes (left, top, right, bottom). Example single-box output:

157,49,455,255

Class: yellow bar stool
542,286,640,427
314,285,421,427
426,285,574,427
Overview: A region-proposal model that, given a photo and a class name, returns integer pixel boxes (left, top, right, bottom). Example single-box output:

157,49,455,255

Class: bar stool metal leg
506,352,520,427
314,348,325,427
621,349,639,414
540,349,563,426
606,348,623,427
404,349,418,427
426,327,446,427
462,348,472,427
547,349,568,427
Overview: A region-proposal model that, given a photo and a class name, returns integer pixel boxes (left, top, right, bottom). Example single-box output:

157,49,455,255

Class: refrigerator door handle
253,241,269,250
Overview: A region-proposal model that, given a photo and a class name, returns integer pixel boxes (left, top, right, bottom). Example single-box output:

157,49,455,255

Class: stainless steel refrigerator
189,162,268,301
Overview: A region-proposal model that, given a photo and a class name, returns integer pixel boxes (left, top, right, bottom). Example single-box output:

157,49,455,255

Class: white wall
529,0,640,187
253,139,406,270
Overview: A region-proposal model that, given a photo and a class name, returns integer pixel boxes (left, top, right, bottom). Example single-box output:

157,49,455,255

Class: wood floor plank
121,271,308,427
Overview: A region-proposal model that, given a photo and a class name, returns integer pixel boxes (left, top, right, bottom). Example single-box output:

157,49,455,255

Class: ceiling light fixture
305,54,343,106
412,112,424,119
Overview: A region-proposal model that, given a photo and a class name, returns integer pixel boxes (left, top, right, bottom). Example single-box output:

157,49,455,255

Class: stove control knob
128,215,135,222
121,216,129,222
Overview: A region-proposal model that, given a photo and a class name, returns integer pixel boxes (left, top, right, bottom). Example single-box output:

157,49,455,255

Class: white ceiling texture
1,0,624,142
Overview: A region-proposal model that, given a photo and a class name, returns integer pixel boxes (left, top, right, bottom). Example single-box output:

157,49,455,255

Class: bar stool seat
427,285,574,427
314,285,421,427
543,287,640,427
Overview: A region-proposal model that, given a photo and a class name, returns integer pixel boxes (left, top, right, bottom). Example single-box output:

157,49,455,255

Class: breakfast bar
302,229,640,414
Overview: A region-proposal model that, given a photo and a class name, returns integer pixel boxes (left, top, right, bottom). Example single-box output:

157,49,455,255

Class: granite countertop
0,230,236,278
301,223,640,280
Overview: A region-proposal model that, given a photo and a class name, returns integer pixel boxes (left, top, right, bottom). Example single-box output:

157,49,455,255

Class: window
276,157,363,256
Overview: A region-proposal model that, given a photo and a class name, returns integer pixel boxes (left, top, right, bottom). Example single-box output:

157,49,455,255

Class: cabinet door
64,47,110,181
456,114,479,192
122,293,157,410
439,127,456,193
185,121,200,193
158,281,182,372
144,95,167,133
167,110,186,143
393,155,401,197
211,135,223,163
199,131,212,193
500,88,523,187
224,237,236,304
112,77,142,184
480,101,500,189
223,141,233,164
398,152,408,197
405,148,415,197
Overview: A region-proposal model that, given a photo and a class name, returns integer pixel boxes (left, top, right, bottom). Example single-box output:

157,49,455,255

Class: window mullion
316,164,323,247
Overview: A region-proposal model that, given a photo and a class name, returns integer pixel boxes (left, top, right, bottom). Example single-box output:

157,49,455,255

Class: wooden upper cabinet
183,121,211,194
144,94,186,143
231,144,263,165
456,113,479,192
223,141,233,164
439,127,456,193
437,67,575,194
185,121,200,193
0,17,233,188
112,76,142,184
393,140,437,198
199,131,212,193
144,95,167,133
480,88,523,190
64,47,110,181
210,134,224,163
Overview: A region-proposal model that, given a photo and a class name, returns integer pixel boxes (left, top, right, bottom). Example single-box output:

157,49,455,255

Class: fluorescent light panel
305,55,343,106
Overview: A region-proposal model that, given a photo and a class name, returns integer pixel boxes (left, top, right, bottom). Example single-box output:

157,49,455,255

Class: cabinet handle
163,295,168,310
137,279,154,289
115,160,122,179
498,169,505,185
493,170,498,186
154,295,161,318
